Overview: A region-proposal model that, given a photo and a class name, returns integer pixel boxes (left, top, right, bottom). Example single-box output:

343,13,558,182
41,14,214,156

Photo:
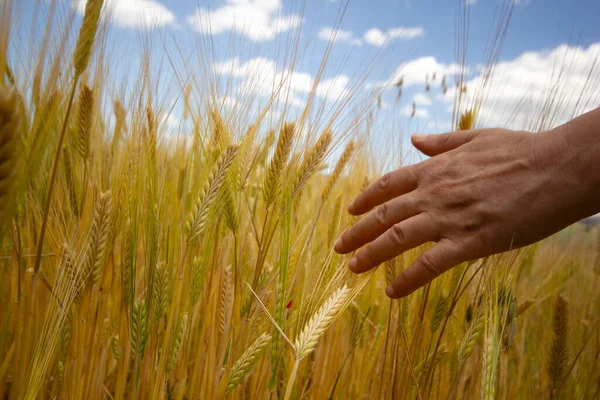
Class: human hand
334,125,598,298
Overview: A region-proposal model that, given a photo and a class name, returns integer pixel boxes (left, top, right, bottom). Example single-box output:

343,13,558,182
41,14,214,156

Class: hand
334,126,597,298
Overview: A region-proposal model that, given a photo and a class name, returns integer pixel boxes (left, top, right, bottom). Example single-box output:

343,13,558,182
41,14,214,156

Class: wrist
538,118,600,216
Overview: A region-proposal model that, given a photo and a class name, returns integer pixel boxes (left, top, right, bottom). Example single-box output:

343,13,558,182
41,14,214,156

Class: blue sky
15,0,600,146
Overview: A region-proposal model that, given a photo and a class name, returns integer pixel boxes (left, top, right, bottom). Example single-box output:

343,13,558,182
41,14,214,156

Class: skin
334,107,600,298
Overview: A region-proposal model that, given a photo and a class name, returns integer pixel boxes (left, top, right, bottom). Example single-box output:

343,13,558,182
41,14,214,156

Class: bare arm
334,107,600,298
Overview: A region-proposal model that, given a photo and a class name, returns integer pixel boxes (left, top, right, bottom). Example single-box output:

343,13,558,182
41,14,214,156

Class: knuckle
375,203,388,224
378,173,391,190
419,252,439,278
390,223,406,246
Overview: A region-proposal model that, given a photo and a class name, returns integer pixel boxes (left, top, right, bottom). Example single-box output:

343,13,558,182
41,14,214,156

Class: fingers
348,214,437,273
411,130,479,157
335,193,419,254
385,239,464,298
348,165,418,216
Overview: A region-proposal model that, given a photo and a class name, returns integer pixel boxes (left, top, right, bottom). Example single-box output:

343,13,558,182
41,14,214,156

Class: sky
14,0,600,147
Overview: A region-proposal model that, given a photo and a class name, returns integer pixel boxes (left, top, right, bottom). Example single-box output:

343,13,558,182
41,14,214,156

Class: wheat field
0,0,600,399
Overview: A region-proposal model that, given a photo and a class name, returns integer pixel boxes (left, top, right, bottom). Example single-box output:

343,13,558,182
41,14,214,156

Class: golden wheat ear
73,0,105,77
186,145,239,242
548,294,569,398
294,285,350,361
85,190,112,285
76,84,93,161
225,333,271,394
321,140,355,203
263,121,295,207
458,109,475,130
0,89,21,230
292,129,332,200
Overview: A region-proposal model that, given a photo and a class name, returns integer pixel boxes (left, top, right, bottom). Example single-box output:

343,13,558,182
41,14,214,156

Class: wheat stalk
121,218,134,307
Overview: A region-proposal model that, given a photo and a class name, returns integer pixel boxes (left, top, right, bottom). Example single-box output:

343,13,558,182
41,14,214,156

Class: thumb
411,130,479,157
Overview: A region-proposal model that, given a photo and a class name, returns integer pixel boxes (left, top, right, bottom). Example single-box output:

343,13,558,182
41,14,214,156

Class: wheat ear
131,298,148,362
458,109,475,131
548,294,569,397
263,122,295,206
167,312,189,372
225,333,271,394
294,285,350,360
222,183,238,232
321,140,355,202
111,335,121,361
76,84,93,161
292,130,332,200
0,89,21,228
219,265,233,336
187,145,238,241
86,190,112,284
430,295,449,334
459,311,484,363
73,0,104,77
151,261,169,321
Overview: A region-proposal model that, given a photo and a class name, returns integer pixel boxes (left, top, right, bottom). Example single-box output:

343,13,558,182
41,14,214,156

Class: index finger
348,165,418,216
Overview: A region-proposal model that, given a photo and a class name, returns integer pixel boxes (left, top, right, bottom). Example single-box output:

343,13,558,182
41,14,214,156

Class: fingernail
412,133,426,142
347,201,355,214
334,238,342,252
386,284,395,298
348,257,358,272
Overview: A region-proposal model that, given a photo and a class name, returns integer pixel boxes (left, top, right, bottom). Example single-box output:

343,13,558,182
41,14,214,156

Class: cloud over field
187,0,302,41
445,43,600,130
317,26,424,47
74,0,176,29
213,56,350,104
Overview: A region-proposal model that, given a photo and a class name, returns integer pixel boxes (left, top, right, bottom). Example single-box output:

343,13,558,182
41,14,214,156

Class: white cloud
413,92,432,106
318,27,362,45
75,0,176,28
445,43,600,130
465,0,478,5
316,75,350,101
363,27,423,47
367,56,464,90
213,56,350,105
187,0,302,41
